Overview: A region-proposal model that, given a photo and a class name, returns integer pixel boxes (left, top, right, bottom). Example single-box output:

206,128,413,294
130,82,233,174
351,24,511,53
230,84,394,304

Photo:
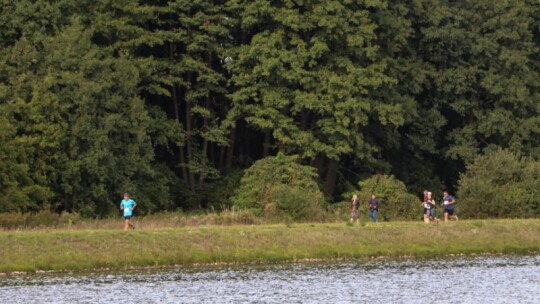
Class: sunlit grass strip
1,219,539,273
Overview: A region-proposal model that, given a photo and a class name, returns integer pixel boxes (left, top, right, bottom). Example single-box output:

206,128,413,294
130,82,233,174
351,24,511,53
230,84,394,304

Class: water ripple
0,256,539,304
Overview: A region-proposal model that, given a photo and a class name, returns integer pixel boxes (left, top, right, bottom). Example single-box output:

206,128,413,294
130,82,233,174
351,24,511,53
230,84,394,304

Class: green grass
1,219,539,273
0,209,263,230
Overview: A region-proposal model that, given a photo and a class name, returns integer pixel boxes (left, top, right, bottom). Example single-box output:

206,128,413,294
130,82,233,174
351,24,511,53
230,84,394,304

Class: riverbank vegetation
1,219,539,273
2,149,539,231
457,150,540,218
1,0,539,219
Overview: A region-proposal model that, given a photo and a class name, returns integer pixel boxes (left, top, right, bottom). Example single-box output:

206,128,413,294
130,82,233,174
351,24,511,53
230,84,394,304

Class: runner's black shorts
124,216,132,220
423,208,430,215
444,208,454,215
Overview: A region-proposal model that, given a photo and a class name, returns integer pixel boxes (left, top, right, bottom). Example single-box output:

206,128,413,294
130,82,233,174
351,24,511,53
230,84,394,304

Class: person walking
442,191,456,223
350,194,360,223
120,192,137,230
368,194,380,223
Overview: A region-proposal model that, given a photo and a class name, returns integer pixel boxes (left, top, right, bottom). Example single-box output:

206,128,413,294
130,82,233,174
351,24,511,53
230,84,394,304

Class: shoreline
1,251,538,277
1,219,539,275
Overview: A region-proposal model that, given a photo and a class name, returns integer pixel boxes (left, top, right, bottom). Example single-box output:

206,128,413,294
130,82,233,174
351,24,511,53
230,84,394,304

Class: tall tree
420,0,540,163
1,11,178,214
375,0,450,193
163,0,231,192
0,0,78,212
227,0,405,196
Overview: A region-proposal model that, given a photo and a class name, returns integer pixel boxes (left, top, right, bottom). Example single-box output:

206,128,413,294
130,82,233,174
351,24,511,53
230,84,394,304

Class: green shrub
210,209,260,225
457,149,540,219
232,153,324,221
348,174,421,220
325,201,351,222
270,184,326,221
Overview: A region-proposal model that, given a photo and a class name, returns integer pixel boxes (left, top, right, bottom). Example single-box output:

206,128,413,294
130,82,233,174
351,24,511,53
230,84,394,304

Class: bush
269,184,326,221
326,201,355,222
232,153,324,221
349,174,421,220
457,149,540,219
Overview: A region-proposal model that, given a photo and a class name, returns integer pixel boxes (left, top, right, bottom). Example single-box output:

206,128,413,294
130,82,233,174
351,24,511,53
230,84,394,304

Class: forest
0,0,538,218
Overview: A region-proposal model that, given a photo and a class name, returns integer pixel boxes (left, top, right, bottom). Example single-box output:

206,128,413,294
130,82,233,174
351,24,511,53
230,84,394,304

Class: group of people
350,191,457,224
350,194,380,223
423,190,456,224
122,190,456,230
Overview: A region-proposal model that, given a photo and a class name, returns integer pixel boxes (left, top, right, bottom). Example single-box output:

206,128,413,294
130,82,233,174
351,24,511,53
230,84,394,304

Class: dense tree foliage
458,149,540,219
0,0,538,216
232,153,324,220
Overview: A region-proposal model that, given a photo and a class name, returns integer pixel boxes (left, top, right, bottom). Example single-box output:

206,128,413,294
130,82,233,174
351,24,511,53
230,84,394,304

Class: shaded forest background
0,0,538,217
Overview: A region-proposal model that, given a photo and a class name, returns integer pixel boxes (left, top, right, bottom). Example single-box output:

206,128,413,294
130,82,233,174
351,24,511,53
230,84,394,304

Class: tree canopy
0,0,538,216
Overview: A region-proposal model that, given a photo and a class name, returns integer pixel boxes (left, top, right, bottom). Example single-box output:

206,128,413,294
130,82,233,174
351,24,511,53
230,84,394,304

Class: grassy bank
1,219,539,273
0,209,264,230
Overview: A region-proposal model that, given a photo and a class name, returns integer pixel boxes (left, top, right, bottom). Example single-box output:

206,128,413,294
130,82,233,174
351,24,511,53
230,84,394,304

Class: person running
423,191,431,223
368,194,380,223
442,191,456,223
427,192,439,224
120,192,137,230
350,194,360,223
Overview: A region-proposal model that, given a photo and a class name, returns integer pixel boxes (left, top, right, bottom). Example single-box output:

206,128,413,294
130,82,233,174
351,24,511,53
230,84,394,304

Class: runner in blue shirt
120,193,137,230
442,191,455,223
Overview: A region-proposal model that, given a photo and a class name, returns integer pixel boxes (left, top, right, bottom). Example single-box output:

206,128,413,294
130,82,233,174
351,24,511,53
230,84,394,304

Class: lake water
0,255,538,304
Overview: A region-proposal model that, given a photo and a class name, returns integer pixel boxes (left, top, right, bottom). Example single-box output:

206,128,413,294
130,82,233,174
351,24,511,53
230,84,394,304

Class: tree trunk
185,20,196,191
263,130,271,157
210,141,216,169
169,41,188,182
185,98,196,191
199,95,211,188
324,159,338,197
219,144,226,172
226,128,235,172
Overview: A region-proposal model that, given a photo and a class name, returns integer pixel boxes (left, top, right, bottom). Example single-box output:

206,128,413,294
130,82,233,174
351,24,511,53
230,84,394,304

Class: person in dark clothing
368,194,380,222
442,191,456,223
